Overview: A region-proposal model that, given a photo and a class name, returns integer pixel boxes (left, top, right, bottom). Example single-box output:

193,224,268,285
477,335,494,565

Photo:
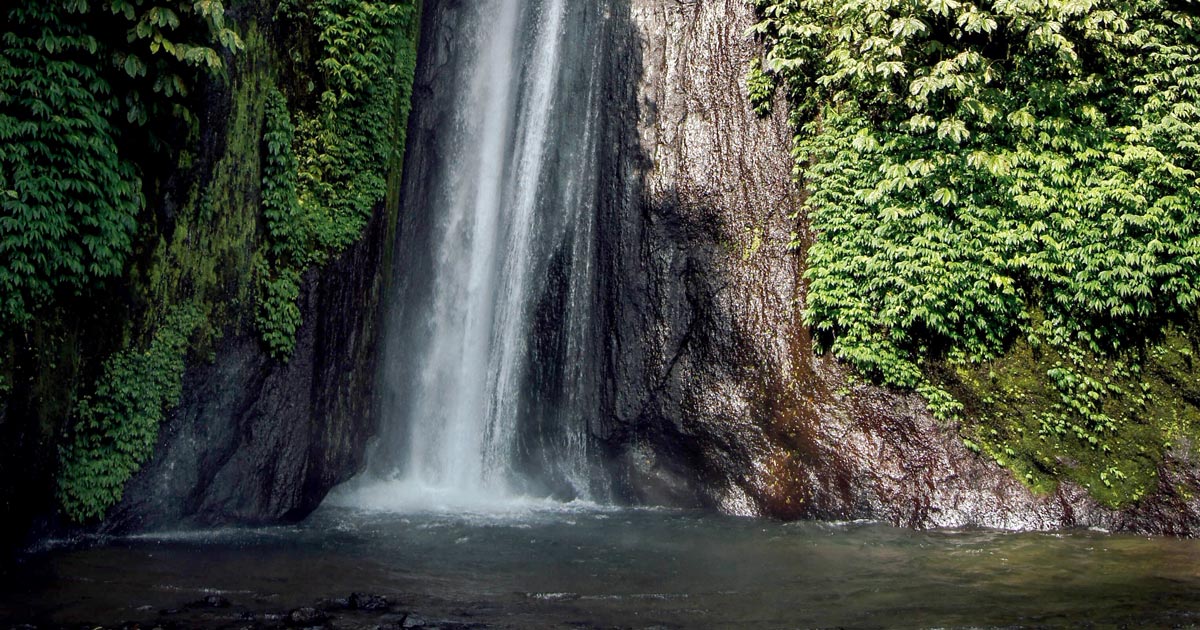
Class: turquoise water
4,505,1200,628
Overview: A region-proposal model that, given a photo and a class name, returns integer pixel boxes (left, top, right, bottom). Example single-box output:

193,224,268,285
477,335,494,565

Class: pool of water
4,503,1200,628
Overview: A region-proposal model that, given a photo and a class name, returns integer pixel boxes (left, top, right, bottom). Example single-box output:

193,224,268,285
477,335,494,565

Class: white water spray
331,0,607,511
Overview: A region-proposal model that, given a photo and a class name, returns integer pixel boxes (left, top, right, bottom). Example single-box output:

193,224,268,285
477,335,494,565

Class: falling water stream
334,0,608,509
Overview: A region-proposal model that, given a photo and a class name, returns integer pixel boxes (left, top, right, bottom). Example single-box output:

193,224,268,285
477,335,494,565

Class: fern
58,305,204,522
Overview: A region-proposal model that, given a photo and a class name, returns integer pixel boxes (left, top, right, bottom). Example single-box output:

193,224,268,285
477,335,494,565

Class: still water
4,503,1200,628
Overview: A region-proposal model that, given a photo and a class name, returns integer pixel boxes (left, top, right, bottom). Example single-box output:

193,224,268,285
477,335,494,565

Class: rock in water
189,594,231,608
287,607,328,627
349,592,390,611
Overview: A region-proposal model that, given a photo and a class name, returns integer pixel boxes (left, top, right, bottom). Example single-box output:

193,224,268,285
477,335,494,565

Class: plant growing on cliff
747,57,777,117
1,1,242,523
257,87,305,358
255,0,419,358
751,0,1200,504
1,6,142,328
58,306,203,522
0,2,241,330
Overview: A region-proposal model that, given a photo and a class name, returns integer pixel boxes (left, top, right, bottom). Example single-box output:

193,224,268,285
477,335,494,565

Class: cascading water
332,0,611,510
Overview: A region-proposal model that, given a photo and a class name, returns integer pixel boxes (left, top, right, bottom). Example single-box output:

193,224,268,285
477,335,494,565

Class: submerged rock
348,592,390,611
189,594,232,609
400,613,427,628
287,607,328,627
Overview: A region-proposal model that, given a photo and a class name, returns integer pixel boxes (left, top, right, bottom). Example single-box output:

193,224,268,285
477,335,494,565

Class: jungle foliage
0,1,242,329
256,0,420,358
58,306,203,522
0,0,419,523
751,0,1200,504
1,0,243,523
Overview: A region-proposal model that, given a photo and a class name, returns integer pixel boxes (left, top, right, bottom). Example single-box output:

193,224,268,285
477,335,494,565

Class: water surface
5,505,1200,628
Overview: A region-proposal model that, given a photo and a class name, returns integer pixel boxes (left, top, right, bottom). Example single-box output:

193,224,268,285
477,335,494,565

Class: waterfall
332,0,609,510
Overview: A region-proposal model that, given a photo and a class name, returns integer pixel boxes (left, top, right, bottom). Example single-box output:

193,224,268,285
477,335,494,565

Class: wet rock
318,597,351,611
401,613,427,628
189,594,231,608
348,592,390,611
77,0,1198,539
374,613,408,630
597,0,1146,532
287,607,328,627
98,3,399,531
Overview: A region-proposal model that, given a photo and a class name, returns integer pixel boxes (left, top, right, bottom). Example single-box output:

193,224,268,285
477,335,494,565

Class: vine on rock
1,2,242,330
58,305,204,522
255,0,419,359
751,0,1200,504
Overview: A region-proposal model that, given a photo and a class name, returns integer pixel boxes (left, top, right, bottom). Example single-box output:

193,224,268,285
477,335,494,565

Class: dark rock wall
102,3,405,533
602,0,1129,530
106,208,390,531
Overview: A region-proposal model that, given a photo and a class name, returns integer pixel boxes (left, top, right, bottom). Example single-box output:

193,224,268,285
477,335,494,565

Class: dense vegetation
2,0,243,523
259,0,419,358
751,0,1200,504
1,1,240,330
2,0,420,523
58,306,203,521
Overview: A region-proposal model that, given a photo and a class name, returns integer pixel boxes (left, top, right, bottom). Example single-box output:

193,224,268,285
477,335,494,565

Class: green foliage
0,5,142,328
255,0,420,358
58,305,203,522
752,0,1200,503
0,1,241,522
67,0,244,124
294,0,414,254
256,87,304,357
747,57,777,117
0,1,242,330
950,329,1200,507
261,88,303,259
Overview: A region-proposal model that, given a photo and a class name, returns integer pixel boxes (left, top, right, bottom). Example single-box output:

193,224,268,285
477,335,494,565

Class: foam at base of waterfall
325,476,608,518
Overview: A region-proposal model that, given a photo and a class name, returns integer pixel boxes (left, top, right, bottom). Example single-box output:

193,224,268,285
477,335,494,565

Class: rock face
599,0,1135,530
105,209,390,531
603,0,1200,534
101,2,400,532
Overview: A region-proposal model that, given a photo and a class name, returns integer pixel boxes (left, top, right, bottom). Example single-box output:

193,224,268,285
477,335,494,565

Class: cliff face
76,0,1200,536
93,1,412,533
104,212,392,531
602,0,1200,533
